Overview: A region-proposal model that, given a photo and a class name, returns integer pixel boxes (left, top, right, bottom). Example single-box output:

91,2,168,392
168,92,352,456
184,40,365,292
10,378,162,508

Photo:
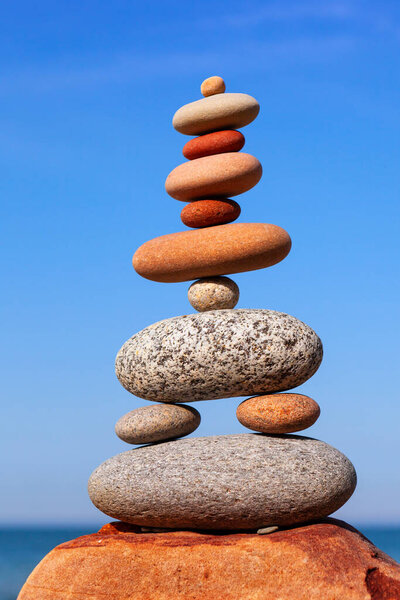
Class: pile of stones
88,76,357,532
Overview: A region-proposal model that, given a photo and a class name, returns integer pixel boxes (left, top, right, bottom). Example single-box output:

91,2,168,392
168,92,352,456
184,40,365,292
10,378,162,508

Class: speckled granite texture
88,433,356,530
115,309,323,402
115,404,200,445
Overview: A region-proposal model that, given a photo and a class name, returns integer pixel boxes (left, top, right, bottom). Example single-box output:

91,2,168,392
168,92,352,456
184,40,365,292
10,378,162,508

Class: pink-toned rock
17,519,400,599
237,394,321,434
165,153,262,201
182,130,245,160
132,222,291,283
181,199,241,228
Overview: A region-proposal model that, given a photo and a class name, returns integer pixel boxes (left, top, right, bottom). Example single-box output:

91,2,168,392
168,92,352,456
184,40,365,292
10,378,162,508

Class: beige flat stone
173,92,259,135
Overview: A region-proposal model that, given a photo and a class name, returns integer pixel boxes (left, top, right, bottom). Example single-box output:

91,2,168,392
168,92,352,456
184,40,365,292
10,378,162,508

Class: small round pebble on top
236,393,320,434
115,404,201,445
201,76,226,97
188,276,239,312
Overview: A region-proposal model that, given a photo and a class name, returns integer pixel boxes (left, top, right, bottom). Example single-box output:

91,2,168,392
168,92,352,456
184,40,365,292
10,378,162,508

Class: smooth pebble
188,276,239,312
115,404,201,445
132,223,291,283
88,433,357,530
182,130,244,160
200,76,226,97
237,394,321,434
181,199,241,228
173,93,260,135
165,152,262,202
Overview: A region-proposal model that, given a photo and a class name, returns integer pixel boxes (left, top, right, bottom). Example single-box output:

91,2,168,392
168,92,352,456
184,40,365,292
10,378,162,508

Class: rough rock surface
182,130,245,160
18,519,400,599
172,92,259,135
165,152,262,201
181,198,241,228
115,404,201,445
132,223,291,283
88,434,356,529
188,276,239,311
115,309,322,402
237,393,320,434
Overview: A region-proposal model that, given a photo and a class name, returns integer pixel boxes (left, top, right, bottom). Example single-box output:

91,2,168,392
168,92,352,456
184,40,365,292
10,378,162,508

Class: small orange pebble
201,75,226,97
236,394,320,434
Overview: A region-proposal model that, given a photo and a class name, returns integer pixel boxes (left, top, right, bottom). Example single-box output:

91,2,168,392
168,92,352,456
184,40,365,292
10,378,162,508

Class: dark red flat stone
182,130,245,160
181,199,241,228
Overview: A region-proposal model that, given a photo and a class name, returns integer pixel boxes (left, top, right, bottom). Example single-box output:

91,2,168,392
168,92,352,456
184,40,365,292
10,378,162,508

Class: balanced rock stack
19,77,400,600
87,75,357,530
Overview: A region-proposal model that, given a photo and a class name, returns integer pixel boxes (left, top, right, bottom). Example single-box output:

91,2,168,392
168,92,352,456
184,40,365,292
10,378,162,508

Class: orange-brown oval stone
182,130,245,160
237,394,320,434
165,153,262,202
132,223,291,283
181,199,241,228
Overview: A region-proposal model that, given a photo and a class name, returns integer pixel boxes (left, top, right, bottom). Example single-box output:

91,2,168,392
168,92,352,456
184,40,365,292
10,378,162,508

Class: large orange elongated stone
132,222,291,283
165,152,262,201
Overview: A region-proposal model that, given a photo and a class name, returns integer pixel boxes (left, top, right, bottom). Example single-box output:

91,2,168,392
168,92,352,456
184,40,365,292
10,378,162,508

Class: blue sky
1,0,399,526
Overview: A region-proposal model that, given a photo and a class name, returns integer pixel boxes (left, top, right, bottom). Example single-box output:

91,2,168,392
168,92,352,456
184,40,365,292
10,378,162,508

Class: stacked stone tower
19,76,400,600
87,76,357,531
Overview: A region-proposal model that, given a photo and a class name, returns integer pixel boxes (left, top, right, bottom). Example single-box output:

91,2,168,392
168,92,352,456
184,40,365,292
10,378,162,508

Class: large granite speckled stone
115,309,323,403
88,434,357,530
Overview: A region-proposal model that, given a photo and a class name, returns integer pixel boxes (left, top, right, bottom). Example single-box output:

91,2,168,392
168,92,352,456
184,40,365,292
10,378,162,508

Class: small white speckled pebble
188,276,239,311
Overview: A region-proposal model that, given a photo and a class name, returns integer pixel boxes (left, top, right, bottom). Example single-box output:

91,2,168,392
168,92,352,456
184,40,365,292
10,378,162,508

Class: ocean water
1,525,399,600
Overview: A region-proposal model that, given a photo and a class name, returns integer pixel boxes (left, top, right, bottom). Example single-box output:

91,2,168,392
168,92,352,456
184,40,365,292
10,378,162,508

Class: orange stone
182,130,245,160
237,393,321,434
165,152,262,201
132,222,291,283
181,199,241,228
17,519,400,599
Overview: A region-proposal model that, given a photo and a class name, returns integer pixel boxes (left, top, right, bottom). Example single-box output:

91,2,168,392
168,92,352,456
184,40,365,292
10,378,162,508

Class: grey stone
257,526,279,535
188,276,239,312
115,309,323,403
115,404,201,445
88,433,357,530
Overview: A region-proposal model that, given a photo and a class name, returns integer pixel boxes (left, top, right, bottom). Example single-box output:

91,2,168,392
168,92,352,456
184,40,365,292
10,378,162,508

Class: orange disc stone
132,222,291,283
236,394,320,434
182,130,245,160
181,199,241,228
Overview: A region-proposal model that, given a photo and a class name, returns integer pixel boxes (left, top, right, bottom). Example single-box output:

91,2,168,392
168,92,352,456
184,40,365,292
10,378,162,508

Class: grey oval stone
115,309,323,403
173,93,260,135
88,434,357,530
115,404,201,445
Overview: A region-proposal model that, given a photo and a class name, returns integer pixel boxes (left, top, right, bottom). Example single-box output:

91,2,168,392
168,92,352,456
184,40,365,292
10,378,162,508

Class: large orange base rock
18,519,400,600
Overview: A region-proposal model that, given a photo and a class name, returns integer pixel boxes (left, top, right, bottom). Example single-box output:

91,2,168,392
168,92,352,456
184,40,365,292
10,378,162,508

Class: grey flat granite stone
115,309,323,402
88,433,356,530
